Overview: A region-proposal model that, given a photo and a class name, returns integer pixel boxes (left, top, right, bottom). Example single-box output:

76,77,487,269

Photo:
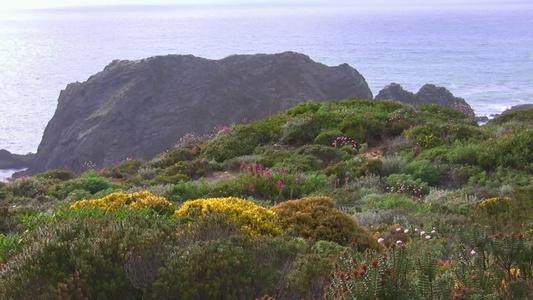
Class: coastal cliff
29,52,372,173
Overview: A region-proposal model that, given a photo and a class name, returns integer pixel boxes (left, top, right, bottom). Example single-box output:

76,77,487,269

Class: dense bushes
477,128,533,171
70,190,174,214
202,125,267,162
1,98,533,299
175,197,280,236
271,196,379,250
0,211,178,300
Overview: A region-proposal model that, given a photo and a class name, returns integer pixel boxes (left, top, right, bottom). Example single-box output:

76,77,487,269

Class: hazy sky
1,0,532,11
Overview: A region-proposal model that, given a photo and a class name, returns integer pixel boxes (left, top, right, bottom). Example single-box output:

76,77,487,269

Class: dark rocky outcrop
502,103,533,114
0,149,34,169
30,52,372,174
375,83,474,114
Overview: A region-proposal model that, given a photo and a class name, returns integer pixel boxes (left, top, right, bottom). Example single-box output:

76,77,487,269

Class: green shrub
154,238,258,300
294,144,348,166
277,154,323,172
477,129,533,171
322,157,381,181
0,211,177,300
373,193,422,212
488,107,533,126
149,173,190,185
168,180,213,203
34,169,77,182
278,117,317,146
271,196,380,250
404,159,441,186
153,235,328,300
404,123,446,148
100,159,145,179
314,129,344,146
56,171,122,198
446,142,481,165
137,167,159,181
385,173,430,198
202,125,267,162
4,177,47,198
162,159,209,179
381,154,407,176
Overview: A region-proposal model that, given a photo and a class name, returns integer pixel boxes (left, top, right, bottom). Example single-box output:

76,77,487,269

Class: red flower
371,258,378,267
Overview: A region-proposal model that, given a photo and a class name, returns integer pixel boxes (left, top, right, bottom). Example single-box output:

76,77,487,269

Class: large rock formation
0,149,34,169
30,52,372,174
502,103,533,114
375,83,474,115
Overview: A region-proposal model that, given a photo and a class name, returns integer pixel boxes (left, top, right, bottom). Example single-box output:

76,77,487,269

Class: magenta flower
249,183,255,190
277,180,284,190
345,176,350,182
240,161,246,169
295,177,300,183
509,129,514,133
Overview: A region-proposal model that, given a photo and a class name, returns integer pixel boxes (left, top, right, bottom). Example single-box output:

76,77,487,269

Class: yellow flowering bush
479,197,512,215
174,197,280,236
270,196,380,249
70,190,173,213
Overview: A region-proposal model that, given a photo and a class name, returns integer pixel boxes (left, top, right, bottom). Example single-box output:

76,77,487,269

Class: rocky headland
7,53,520,176
0,150,34,170
27,52,372,174
375,83,474,114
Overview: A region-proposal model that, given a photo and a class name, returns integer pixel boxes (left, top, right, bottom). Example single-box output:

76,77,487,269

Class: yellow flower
175,197,280,236
70,190,172,212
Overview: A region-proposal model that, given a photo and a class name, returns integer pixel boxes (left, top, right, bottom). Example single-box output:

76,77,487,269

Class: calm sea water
0,5,532,180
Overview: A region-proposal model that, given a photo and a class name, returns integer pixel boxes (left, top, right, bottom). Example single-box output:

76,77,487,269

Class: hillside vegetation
1,98,532,299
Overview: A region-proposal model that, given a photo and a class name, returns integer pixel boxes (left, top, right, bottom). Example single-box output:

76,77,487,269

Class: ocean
0,5,532,180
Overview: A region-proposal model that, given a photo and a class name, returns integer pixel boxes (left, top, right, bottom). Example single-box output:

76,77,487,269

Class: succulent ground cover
1,98,532,299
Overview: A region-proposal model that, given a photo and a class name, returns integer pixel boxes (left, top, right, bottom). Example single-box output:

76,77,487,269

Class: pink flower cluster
241,161,272,181
332,136,357,150
386,182,425,198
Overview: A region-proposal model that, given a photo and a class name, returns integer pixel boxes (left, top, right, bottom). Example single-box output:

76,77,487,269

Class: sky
1,0,532,11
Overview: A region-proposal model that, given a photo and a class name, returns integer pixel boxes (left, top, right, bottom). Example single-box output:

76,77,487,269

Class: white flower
470,249,476,255
421,231,426,236
378,238,385,243
425,235,431,240
396,227,402,232
396,240,403,244
414,228,419,232
404,229,409,234
431,229,436,234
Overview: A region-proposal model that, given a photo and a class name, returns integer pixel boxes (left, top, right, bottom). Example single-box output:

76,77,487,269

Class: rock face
0,149,34,169
30,52,372,174
375,83,474,114
502,104,533,114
